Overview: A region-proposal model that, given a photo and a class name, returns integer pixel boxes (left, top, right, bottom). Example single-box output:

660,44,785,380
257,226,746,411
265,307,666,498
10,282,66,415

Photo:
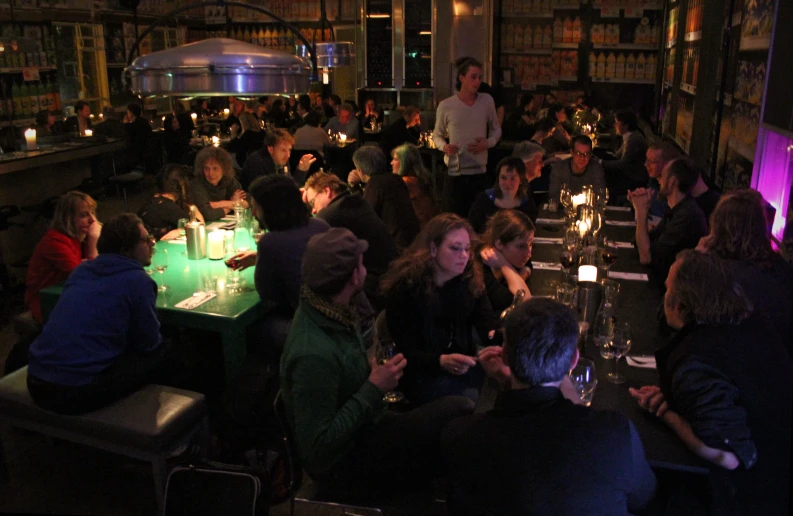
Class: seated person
511,141,545,186
469,157,538,233
643,141,679,219
382,213,499,406
530,117,563,167
697,189,793,360
549,135,606,202
228,175,330,360
266,98,290,128
162,112,192,164
288,94,312,133
359,98,384,129
477,210,534,315
323,103,360,140
292,111,332,158
224,97,245,134
240,128,316,190
280,228,474,499
379,106,422,158
631,250,791,515
502,92,537,142
445,298,656,516
34,109,57,136
138,163,203,240
542,103,572,153
226,111,265,167
63,100,92,135
93,105,126,139
25,191,100,325
630,158,708,284
603,109,649,195
27,214,162,415
188,146,247,221
390,143,439,229
356,145,420,250
303,172,399,310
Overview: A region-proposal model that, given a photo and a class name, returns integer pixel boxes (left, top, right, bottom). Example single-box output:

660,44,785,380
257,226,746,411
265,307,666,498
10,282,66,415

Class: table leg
221,328,247,383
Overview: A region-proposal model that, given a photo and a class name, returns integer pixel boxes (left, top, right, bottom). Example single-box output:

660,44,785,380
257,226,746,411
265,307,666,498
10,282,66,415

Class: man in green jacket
280,228,474,499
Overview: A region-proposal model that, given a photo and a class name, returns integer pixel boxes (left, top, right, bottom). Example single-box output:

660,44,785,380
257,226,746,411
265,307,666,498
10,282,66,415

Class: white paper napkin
626,355,657,369
533,237,563,245
536,218,566,225
175,293,217,310
614,241,634,248
532,261,563,271
605,220,637,227
609,271,649,281
605,206,632,212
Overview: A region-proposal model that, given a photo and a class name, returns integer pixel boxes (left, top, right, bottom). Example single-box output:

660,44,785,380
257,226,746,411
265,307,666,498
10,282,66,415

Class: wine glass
569,358,597,407
376,341,405,403
594,311,616,359
152,247,169,291
559,184,572,216
555,284,577,310
559,244,576,279
600,238,619,274
607,322,632,384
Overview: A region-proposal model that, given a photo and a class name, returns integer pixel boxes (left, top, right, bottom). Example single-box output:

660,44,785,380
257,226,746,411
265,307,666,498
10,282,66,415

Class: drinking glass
559,244,576,278
555,284,577,309
569,358,597,406
600,238,619,273
607,323,632,384
177,218,188,237
226,266,243,293
152,247,169,291
594,310,616,359
559,184,572,214
376,341,405,403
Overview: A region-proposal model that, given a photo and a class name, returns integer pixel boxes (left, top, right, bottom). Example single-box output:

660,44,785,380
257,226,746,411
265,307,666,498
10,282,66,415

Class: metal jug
186,219,206,260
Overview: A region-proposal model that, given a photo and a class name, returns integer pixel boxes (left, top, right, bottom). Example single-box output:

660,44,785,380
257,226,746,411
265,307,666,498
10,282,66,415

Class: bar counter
0,137,127,176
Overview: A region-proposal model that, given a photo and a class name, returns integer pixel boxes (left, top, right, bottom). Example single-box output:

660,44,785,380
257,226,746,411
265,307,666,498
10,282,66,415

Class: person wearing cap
280,227,474,498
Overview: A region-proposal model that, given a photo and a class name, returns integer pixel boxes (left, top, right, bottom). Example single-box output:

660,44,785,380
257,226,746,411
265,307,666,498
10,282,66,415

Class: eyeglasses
141,234,156,245
573,150,592,158
306,191,318,209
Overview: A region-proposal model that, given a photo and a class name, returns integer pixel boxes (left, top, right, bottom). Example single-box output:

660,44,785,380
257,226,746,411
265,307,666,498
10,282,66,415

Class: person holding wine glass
382,213,500,406
443,298,656,515
226,174,330,361
477,210,534,315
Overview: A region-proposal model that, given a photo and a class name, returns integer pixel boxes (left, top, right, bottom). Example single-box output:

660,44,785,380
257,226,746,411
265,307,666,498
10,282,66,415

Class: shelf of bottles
0,24,62,126
403,0,432,88
659,1,678,138
670,0,701,154
365,0,393,87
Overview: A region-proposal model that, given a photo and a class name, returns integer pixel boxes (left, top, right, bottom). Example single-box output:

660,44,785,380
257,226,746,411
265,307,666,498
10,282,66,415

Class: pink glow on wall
752,127,793,239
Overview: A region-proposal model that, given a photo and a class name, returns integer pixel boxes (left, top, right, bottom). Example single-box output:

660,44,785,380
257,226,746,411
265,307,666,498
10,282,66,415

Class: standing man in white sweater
433,57,502,217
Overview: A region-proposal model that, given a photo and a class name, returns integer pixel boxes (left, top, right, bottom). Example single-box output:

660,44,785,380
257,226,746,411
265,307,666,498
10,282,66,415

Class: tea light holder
191,113,198,122
339,133,347,143
223,108,230,118
24,128,37,150
211,136,220,147
578,265,598,283
84,129,93,137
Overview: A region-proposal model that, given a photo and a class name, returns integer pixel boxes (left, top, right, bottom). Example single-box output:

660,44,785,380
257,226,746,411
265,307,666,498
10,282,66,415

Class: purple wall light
752,126,793,240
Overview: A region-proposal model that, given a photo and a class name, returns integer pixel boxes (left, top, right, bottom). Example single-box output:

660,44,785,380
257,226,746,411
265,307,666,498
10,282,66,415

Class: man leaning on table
443,298,656,516
629,157,707,285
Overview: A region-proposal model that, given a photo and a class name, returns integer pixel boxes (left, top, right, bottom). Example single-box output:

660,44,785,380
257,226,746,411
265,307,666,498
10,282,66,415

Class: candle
207,231,225,260
577,220,589,238
578,265,598,283
223,108,230,118
84,129,93,137
99,113,103,119
191,113,197,122
339,133,347,143
211,135,220,147
24,128,37,150
571,193,586,209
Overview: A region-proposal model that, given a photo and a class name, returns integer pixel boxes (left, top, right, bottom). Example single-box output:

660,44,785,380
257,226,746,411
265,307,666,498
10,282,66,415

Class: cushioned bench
0,367,209,514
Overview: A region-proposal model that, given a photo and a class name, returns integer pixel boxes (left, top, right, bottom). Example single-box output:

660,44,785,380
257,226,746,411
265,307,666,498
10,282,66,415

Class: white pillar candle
191,113,198,122
223,108,230,118
577,220,589,238
24,128,37,150
578,265,598,283
84,129,93,137
207,231,225,260
571,193,586,209
211,135,220,147
339,133,347,143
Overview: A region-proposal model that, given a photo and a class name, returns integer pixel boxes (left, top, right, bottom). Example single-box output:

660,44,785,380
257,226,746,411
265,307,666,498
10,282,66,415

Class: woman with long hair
468,156,538,233
391,143,439,228
188,146,247,221
697,188,793,359
478,210,534,315
138,163,204,240
381,213,499,405
25,191,100,324
226,111,265,167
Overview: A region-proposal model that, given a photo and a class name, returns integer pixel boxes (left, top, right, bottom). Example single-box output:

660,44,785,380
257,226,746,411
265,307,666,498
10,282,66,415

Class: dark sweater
188,175,242,221
137,195,188,239
467,188,538,234
363,173,421,250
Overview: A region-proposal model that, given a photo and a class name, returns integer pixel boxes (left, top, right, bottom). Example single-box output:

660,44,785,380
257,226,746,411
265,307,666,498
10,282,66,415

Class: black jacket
442,387,656,516
656,317,792,515
225,130,265,167
240,148,305,191
363,172,420,250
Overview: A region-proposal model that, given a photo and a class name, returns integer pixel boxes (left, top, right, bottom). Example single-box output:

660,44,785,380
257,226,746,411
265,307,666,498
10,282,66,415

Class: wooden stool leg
152,456,168,515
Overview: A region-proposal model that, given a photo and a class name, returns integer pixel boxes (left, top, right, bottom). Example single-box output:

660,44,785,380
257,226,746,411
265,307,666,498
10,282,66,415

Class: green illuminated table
40,239,265,383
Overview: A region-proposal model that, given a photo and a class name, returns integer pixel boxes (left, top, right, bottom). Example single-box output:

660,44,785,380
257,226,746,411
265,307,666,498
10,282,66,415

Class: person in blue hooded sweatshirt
27,213,164,414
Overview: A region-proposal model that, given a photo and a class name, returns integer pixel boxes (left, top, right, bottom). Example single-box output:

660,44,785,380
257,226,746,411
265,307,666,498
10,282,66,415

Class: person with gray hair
443,297,656,515
512,140,545,184
323,102,360,139
353,145,420,249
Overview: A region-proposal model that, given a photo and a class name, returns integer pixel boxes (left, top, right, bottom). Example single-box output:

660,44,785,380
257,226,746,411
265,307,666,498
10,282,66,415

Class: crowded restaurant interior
0,0,792,514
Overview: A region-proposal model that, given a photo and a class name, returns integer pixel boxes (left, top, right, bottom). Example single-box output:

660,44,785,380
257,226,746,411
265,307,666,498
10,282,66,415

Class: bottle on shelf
562,17,572,44
514,24,524,51
605,52,616,78
625,53,636,79
553,17,563,44
533,25,543,49
616,53,625,79
645,54,656,80
572,17,582,43
588,51,596,78
542,25,552,49
29,82,39,114
596,52,606,78
636,53,646,79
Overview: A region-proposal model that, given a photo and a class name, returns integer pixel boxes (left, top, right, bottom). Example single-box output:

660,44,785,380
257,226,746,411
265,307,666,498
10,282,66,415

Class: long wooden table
480,206,709,475
40,235,264,383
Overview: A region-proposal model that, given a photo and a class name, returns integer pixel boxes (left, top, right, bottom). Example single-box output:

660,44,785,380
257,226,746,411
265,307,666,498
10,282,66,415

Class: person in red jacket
25,191,101,324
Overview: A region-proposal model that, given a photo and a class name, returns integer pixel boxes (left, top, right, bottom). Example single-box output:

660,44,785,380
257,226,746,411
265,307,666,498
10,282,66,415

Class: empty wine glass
607,322,632,384
594,310,617,359
152,247,169,291
569,358,597,406
376,341,405,403
560,184,572,215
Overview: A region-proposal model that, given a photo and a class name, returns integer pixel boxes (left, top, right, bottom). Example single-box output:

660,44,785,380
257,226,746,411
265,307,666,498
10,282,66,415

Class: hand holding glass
569,358,597,406
376,342,405,403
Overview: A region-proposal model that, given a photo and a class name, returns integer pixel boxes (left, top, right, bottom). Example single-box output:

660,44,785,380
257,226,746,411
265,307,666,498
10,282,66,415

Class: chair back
272,390,304,496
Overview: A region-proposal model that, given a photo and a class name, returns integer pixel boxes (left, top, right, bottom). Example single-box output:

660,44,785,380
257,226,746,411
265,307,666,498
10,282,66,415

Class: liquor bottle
29,81,40,114
19,82,31,119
